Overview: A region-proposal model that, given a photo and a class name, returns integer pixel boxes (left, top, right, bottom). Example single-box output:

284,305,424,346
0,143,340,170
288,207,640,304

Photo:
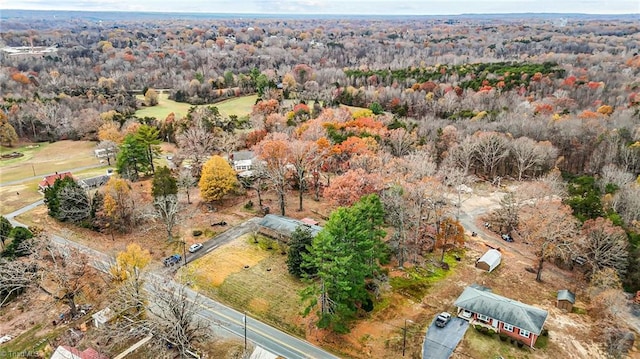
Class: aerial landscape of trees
1,8,640,358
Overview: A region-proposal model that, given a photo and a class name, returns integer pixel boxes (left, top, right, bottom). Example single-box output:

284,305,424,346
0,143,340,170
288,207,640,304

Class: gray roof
477,249,501,269
79,175,110,189
557,289,575,304
258,214,322,238
454,285,548,335
232,150,255,162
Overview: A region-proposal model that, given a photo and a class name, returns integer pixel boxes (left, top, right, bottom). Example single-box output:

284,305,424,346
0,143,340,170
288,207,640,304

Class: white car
189,243,203,253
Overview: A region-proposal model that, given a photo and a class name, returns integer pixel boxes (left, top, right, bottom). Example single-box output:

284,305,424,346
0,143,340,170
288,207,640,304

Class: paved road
0,163,106,187
7,201,340,359
422,317,469,359
3,199,44,224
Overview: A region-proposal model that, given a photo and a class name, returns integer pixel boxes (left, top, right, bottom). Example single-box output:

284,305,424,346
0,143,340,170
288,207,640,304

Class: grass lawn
458,326,541,359
135,94,257,120
180,234,307,337
0,141,101,184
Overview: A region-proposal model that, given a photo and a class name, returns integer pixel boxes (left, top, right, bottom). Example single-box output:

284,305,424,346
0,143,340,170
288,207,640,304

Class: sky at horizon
1,0,639,15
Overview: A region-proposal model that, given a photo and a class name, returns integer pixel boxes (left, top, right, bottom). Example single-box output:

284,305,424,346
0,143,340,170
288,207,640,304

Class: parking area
422,317,469,359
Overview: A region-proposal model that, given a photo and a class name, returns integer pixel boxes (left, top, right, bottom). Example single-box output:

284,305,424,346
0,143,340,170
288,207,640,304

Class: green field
135,93,257,120
0,141,101,184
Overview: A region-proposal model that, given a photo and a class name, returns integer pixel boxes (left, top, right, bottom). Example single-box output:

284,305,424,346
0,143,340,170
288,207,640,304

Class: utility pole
403,319,414,356
243,311,247,352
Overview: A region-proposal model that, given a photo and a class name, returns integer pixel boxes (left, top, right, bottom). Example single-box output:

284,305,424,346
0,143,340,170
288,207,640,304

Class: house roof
39,172,73,188
258,214,323,238
477,249,501,267
79,175,110,189
454,285,548,335
232,150,255,162
557,289,575,304
51,346,108,359
300,217,319,226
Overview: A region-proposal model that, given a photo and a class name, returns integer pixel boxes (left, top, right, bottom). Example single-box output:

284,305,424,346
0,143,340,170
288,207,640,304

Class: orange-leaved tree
323,168,384,207
253,133,290,215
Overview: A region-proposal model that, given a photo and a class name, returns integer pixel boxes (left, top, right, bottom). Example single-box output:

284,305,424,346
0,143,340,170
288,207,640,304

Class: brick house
454,285,548,348
38,171,73,192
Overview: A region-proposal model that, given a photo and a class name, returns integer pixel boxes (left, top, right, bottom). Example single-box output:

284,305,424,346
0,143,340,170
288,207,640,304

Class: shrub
244,200,254,210
192,230,203,237
499,333,508,341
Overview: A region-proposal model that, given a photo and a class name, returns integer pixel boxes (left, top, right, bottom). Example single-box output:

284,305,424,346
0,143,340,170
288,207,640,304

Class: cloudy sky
2,0,638,14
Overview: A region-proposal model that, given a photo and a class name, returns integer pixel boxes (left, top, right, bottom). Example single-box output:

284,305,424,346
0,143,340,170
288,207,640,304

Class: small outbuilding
91,307,114,328
557,289,575,311
475,249,502,272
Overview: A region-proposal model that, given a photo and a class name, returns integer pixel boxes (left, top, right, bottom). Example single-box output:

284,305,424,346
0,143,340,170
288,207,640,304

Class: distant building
38,172,73,192
475,249,502,272
556,290,575,312
258,214,323,243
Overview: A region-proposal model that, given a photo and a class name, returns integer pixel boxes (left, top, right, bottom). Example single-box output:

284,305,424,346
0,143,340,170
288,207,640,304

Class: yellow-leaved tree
110,243,151,318
198,155,237,202
110,243,151,282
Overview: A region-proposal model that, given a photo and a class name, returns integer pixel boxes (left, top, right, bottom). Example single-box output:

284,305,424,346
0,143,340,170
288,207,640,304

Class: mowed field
135,93,258,120
0,141,107,215
181,234,307,336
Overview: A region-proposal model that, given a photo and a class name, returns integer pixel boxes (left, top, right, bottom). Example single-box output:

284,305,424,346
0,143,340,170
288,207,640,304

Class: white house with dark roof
454,285,548,348
231,150,255,173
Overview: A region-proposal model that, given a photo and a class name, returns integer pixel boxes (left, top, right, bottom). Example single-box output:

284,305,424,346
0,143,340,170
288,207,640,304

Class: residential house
79,175,110,190
51,345,108,359
556,290,575,312
231,150,255,173
454,285,548,348
38,172,73,192
258,214,322,243
475,249,502,272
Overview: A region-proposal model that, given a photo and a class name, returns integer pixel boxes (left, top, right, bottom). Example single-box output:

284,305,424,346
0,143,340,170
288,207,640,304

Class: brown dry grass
183,234,268,287
180,232,308,336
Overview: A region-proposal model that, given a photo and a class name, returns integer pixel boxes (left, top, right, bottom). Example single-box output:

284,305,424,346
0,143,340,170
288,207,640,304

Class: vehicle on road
501,234,514,242
435,312,452,327
163,254,182,266
189,243,203,253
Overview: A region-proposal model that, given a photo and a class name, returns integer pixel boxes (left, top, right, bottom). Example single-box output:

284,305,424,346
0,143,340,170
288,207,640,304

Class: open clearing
181,233,307,336
135,93,257,120
0,141,101,184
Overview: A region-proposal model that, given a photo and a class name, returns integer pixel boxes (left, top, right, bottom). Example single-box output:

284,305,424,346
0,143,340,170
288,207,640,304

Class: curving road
6,201,340,359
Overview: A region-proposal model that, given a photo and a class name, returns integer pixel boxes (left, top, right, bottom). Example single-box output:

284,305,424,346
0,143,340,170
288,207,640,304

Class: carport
422,316,469,359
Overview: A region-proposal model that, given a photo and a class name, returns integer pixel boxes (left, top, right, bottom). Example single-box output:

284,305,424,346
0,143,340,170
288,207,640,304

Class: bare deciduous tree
154,194,180,241
37,240,92,317
148,282,211,357
578,217,628,278
473,131,510,180
177,169,197,204
0,259,37,307
518,199,579,282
